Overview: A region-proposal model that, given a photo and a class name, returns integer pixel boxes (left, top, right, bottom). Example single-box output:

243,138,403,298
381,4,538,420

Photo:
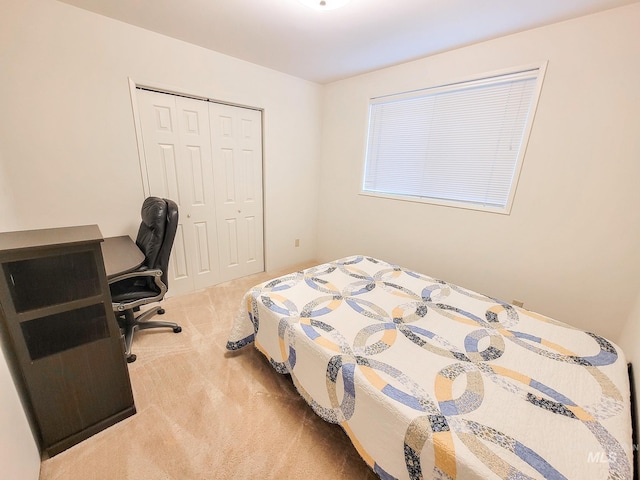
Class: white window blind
363,67,544,213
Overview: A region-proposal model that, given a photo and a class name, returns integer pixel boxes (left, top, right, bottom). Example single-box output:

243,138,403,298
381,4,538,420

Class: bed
226,255,634,479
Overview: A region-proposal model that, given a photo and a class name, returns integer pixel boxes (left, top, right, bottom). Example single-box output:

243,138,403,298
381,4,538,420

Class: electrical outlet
295,239,300,247
512,300,524,308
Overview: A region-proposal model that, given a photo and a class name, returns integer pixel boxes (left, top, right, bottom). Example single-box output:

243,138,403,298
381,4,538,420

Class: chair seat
110,275,160,302
110,288,160,303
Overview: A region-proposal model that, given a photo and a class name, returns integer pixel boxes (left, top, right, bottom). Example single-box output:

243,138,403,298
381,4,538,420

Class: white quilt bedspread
227,256,633,479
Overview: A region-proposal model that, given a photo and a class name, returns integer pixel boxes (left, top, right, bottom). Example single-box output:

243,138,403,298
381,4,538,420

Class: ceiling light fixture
298,0,351,11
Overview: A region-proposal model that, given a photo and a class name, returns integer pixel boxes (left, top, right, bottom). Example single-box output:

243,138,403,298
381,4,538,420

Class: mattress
226,256,633,479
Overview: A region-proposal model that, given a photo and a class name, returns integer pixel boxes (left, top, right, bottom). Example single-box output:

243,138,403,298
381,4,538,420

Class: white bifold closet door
209,102,264,282
136,89,264,295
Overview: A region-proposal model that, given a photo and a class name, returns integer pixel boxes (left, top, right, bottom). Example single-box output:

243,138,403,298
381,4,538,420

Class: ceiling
59,0,638,84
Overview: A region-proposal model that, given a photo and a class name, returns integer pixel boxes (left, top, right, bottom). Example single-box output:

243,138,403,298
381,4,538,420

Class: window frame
359,62,548,215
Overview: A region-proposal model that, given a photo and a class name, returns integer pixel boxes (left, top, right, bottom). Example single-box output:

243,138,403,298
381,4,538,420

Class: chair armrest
109,269,168,312
108,267,160,285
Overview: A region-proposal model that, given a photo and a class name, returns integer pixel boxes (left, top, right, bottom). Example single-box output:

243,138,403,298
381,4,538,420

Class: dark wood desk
101,235,145,279
0,226,135,457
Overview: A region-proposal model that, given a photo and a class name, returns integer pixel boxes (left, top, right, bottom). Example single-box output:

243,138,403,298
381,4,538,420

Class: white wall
0,345,40,480
618,291,640,435
0,156,17,231
0,0,322,476
0,0,321,271
317,4,640,341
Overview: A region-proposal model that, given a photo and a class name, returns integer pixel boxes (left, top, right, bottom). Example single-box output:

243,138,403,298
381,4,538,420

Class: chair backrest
157,198,178,288
135,197,179,289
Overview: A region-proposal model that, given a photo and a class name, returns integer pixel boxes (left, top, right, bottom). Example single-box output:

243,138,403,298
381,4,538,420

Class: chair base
117,306,182,363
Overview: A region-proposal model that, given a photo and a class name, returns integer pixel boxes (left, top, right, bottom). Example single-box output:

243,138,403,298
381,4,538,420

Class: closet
136,89,264,295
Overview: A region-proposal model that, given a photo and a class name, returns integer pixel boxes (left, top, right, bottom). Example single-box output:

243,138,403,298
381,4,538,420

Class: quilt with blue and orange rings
226,256,633,479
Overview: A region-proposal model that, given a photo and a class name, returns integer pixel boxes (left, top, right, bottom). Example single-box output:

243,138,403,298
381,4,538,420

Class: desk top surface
101,235,145,279
0,225,103,254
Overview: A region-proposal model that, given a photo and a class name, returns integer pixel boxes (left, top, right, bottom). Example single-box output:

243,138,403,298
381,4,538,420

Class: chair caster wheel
173,326,182,333
158,308,165,315
126,354,137,363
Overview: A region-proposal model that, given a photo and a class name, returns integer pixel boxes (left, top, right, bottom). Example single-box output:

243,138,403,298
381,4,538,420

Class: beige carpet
39,264,378,480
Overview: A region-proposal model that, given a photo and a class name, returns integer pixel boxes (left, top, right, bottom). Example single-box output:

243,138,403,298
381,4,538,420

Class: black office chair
109,197,182,363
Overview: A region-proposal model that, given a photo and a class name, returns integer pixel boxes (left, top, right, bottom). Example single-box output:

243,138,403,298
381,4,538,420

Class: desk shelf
0,225,135,457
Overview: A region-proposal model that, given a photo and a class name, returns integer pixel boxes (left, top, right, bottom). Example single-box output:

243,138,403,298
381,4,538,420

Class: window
362,64,546,213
